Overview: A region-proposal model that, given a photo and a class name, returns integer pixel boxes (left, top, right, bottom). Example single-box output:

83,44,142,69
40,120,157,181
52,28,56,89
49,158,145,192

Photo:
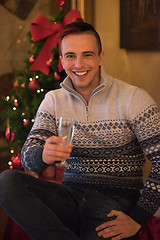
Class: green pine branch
0,8,67,159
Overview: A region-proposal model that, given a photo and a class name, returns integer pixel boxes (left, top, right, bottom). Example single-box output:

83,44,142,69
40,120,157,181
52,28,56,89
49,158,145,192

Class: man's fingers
96,219,116,231
42,136,73,164
111,233,125,240
97,224,121,238
107,210,120,217
43,154,68,162
96,211,141,240
46,136,65,145
45,142,72,153
46,147,71,158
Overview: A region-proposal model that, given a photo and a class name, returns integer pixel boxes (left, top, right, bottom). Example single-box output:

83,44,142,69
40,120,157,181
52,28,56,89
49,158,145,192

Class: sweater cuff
130,205,152,226
22,146,49,173
34,147,49,171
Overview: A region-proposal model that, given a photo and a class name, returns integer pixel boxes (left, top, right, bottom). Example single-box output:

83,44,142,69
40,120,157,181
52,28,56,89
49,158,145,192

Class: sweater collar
60,67,113,97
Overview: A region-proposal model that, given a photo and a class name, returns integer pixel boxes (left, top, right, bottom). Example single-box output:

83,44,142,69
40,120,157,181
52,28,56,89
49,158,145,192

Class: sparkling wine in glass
58,117,75,166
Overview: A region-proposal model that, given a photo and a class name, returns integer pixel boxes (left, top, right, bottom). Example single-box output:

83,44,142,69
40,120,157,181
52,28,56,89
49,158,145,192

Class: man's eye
84,53,93,57
65,55,74,59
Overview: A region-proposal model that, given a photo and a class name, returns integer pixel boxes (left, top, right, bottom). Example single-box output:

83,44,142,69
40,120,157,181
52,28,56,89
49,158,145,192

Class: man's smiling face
60,33,104,96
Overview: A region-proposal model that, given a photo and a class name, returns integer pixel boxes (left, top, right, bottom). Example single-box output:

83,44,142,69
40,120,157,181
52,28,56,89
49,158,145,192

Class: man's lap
0,170,139,240
76,189,138,240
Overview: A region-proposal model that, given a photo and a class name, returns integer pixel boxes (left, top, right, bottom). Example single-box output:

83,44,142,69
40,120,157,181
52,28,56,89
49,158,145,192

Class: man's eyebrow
64,52,75,57
82,51,95,55
63,51,96,57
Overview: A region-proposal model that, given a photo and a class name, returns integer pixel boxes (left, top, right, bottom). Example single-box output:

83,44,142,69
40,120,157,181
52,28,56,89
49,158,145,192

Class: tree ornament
46,58,52,67
28,79,39,91
54,72,60,81
11,132,15,141
14,101,19,107
21,83,26,88
11,155,23,169
23,119,29,126
5,124,15,144
13,81,19,87
29,56,35,63
56,0,65,10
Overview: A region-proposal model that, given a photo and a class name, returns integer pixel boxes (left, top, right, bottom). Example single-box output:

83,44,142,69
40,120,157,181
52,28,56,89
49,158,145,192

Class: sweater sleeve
128,88,160,225
21,91,57,172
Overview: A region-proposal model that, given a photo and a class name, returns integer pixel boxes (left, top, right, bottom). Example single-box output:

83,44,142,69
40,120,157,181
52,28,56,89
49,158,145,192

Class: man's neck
75,87,97,104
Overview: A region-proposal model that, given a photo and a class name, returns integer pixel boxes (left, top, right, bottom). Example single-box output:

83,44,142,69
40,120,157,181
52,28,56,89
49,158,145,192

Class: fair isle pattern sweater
21,71,160,226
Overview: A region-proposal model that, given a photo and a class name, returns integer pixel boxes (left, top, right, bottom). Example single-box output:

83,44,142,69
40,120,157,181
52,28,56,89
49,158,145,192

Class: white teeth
75,71,87,76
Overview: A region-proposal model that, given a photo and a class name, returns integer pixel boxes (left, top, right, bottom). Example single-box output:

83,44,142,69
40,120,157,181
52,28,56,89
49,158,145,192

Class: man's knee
0,169,21,183
0,169,23,202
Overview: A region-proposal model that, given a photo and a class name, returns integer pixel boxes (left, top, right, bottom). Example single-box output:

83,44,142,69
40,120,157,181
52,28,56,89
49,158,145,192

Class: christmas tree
0,1,82,170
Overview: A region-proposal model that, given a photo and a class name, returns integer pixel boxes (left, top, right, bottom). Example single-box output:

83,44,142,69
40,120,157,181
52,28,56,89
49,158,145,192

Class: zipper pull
86,106,89,121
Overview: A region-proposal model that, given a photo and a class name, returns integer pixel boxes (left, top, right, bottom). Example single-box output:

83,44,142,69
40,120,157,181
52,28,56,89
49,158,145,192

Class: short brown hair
59,22,102,55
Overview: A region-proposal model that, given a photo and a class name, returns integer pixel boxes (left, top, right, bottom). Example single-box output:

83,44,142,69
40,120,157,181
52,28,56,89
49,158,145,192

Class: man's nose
74,56,84,68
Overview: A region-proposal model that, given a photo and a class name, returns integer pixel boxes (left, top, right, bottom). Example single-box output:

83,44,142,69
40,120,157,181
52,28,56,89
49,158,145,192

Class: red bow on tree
30,10,83,75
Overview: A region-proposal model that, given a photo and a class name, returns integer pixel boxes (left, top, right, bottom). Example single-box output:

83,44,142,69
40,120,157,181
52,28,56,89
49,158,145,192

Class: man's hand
96,210,141,240
42,136,73,165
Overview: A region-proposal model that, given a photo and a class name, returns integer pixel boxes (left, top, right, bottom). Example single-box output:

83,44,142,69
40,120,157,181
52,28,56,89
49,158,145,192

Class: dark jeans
0,169,139,240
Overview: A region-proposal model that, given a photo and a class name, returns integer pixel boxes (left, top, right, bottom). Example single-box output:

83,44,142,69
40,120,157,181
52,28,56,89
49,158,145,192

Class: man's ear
60,55,64,68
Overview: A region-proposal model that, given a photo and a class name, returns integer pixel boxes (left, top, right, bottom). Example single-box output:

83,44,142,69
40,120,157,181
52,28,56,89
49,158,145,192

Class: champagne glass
58,117,75,167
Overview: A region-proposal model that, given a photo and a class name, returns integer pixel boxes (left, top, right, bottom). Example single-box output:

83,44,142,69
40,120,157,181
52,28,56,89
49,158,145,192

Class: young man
0,22,159,240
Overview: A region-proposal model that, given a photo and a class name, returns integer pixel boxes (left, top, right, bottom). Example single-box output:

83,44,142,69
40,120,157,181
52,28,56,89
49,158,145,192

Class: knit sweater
21,70,160,226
